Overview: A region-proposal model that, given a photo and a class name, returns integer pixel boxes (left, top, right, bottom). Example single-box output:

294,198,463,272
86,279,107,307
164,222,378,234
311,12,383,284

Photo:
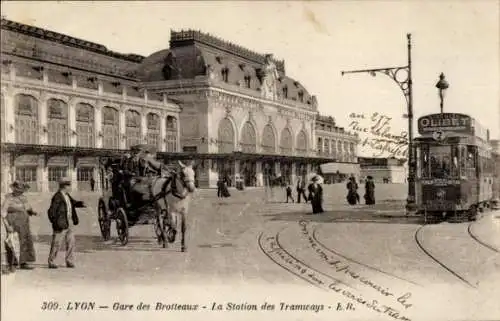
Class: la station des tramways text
0,18,359,192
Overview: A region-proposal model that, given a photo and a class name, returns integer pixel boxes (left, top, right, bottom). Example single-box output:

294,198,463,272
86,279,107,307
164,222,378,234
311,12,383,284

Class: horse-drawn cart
97,157,175,248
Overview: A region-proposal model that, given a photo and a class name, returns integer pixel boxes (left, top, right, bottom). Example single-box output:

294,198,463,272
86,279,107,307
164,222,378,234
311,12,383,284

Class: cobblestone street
2,184,499,321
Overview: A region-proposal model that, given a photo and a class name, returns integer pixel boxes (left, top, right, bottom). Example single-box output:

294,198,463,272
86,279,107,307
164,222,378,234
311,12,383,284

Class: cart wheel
98,200,111,241
116,208,129,246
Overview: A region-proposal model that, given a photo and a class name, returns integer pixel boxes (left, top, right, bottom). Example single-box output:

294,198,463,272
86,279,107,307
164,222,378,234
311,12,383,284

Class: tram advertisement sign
417,113,472,134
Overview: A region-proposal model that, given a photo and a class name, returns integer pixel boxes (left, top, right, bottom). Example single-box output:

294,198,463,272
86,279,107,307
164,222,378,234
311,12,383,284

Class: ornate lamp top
435,73,449,90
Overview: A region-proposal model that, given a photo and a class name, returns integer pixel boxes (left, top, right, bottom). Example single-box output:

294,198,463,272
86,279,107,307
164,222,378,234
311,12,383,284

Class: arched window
126,109,142,148
261,124,276,154
15,94,39,144
331,140,337,158
166,115,177,152
240,122,256,153
217,118,235,153
102,106,119,149
282,86,288,99
324,138,330,155
298,90,304,103
350,142,356,161
317,137,323,155
279,127,293,155
47,99,69,146
76,103,94,148
221,67,229,83
1,94,5,142
296,130,307,156
344,141,349,162
337,140,343,161
146,113,160,149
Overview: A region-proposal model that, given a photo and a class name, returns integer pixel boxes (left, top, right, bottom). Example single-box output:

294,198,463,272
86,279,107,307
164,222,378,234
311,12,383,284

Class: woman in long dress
346,177,359,205
309,176,324,214
1,181,38,272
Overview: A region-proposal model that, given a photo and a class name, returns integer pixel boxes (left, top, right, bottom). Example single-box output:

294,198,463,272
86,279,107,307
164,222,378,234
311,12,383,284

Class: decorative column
95,105,103,148
119,108,126,149
291,163,297,186
160,113,167,152
306,163,312,178
38,155,48,192
69,156,77,192
3,92,15,143
94,166,102,192
141,111,147,144
234,160,240,182
68,99,77,146
42,68,48,85
1,153,11,193
256,161,263,187
275,162,281,177
39,94,48,145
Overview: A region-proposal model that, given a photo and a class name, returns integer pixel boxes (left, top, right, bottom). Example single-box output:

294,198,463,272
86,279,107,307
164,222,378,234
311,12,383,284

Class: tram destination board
417,113,472,134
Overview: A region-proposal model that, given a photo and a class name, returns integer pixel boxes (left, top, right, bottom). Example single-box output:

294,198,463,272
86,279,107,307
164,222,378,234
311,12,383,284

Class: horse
149,160,196,252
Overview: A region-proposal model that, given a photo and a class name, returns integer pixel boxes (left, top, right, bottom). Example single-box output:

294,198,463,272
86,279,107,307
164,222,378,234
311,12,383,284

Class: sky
2,1,499,156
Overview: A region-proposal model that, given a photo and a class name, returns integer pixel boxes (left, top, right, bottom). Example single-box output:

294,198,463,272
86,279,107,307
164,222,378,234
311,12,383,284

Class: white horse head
178,160,196,193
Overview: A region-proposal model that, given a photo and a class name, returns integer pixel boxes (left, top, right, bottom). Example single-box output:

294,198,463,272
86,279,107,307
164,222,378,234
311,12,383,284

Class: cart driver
142,147,163,176
125,145,165,204
121,145,146,206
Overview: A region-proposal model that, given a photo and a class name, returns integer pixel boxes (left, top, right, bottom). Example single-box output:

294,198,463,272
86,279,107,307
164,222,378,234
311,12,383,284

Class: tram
414,113,496,222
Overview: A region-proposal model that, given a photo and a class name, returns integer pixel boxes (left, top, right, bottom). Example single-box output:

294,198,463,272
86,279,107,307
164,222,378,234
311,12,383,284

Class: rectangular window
48,167,68,191
15,167,38,192
77,167,94,191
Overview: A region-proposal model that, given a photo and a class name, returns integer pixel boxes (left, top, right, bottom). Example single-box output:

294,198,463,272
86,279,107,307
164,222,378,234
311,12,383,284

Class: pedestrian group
2,177,86,274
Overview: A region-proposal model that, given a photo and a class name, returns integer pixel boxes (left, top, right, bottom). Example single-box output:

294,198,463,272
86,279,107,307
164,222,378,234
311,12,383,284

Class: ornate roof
1,18,144,63
137,29,315,107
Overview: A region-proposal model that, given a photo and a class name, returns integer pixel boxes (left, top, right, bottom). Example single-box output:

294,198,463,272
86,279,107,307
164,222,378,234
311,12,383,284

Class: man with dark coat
364,176,376,205
296,177,307,203
47,177,85,269
89,177,95,191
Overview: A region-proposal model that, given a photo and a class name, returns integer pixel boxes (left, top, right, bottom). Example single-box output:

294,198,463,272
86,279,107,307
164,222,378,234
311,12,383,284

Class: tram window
429,145,456,179
418,145,430,178
466,146,477,178
459,145,467,178
451,145,459,177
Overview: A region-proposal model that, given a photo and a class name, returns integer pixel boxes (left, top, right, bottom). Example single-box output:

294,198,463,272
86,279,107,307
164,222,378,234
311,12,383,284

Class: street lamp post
341,33,416,213
435,73,449,113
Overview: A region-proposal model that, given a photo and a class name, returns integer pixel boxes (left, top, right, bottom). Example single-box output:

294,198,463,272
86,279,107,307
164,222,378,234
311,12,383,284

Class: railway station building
1,18,359,191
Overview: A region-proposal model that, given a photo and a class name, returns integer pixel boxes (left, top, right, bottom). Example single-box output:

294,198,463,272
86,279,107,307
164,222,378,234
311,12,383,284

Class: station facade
0,19,180,192
1,19,359,191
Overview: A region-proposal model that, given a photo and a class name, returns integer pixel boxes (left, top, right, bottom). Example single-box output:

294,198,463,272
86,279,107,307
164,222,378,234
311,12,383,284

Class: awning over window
320,162,360,175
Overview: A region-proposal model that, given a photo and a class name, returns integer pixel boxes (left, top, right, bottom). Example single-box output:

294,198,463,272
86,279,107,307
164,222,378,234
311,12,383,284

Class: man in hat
128,146,165,203
47,177,85,269
142,146,163,176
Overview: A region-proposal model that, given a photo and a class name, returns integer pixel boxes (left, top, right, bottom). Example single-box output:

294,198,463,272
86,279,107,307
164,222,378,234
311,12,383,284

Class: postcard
1,2,499,321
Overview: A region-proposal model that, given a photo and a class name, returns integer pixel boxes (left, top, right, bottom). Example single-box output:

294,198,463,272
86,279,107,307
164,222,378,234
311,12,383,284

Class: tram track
311,226,422,287
414,225,476,289
257,230,352,290
467,222,499,253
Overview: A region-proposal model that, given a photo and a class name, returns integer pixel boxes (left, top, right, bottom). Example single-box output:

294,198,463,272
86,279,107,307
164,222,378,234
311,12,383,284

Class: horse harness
149,170,190,203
